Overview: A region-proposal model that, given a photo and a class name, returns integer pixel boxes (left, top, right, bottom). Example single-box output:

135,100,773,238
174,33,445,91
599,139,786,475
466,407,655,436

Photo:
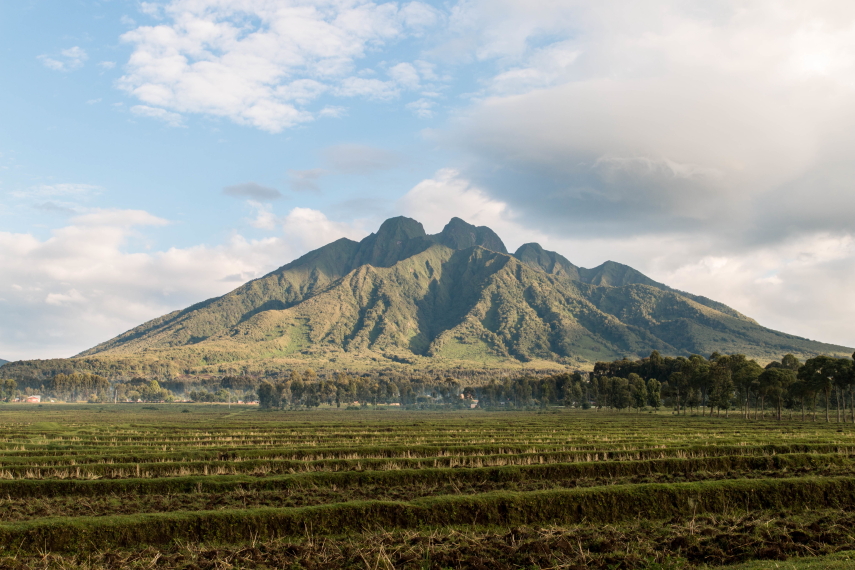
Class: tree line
3,350,853,419
593,350,855,421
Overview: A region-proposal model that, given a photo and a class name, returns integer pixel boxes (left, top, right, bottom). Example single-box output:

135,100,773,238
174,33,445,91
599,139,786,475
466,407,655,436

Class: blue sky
2,0,855,360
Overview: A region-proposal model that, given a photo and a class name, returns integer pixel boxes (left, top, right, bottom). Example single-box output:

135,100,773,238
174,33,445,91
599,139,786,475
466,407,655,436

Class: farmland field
2,405,855,568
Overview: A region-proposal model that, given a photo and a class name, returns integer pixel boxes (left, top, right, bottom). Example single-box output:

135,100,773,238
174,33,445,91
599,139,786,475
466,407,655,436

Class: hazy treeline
0,373,174,403
2,350,853,419
1,358,549,391
0,362,556,404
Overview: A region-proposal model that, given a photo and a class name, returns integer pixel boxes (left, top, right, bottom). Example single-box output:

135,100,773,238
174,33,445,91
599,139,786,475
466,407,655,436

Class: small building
26,395,41,403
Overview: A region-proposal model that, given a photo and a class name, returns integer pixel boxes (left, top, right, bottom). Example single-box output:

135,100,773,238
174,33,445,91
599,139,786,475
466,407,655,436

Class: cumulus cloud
441,1,855,247
322,143,402,174
118,0,440,132
0,206,367,360
223,182,283,201
388,62,421,90
247,201,279,230
281,207,368,251
398,168,514,235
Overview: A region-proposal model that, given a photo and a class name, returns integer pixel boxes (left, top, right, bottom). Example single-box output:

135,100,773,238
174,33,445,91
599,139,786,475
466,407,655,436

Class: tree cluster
594,350,855,421
49,373,110,402
0,379,17,402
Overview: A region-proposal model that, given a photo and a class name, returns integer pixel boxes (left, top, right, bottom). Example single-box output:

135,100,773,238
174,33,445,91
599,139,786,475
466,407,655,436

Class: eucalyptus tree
682,355,711,415
799,356,838,422
628,373,647,412
728,355,763,419
781,354,801,371
646,378,662,410
708,357,736,417
669,371,690,415
830,358,853,423
758,367,797,420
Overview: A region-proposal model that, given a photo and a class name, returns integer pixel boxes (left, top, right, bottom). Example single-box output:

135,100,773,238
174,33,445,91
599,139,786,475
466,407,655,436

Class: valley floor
1,405,855,568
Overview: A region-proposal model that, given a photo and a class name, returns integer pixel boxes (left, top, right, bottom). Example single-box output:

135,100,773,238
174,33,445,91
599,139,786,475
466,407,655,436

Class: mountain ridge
66,216,851,373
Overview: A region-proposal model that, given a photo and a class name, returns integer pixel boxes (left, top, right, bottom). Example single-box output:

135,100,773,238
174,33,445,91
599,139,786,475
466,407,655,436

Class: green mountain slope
33,215,849,372
79,217,504,357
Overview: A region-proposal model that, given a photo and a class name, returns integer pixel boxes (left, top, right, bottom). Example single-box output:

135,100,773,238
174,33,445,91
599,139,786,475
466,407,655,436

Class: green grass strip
2,475,855,553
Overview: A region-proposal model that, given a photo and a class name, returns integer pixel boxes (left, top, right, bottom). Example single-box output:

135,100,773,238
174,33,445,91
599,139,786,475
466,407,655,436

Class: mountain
20,217,855,374
0,359,7,368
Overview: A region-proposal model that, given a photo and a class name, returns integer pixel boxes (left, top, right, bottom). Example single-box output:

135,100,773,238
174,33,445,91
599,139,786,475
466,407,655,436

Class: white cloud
131,104,185,127
335,77,399,100
486,40,580,94
118,0,438,132
248,201,278,230
318,105,347,118
388,62,420,89
280,207,367,251
138,2,163,18
400,1,442,29
406,98,435,118
432,1,855,248
46,289,86,306
659,234,855,347
397,168,517,240
38,46,88,72
0,206,367,360
98,61,117,69
39,58,66,71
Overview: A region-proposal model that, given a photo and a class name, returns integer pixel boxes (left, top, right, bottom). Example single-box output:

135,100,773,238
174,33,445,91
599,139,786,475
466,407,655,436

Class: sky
2,0,855,361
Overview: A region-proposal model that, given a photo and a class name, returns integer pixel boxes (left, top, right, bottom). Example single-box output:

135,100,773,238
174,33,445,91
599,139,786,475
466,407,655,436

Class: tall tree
709,359,735,417
800,356,837,422
758,368,796,421
683,355,711,415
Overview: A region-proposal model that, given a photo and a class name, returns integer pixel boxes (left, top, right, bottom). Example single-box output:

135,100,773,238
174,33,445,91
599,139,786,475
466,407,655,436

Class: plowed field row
1,405,854,569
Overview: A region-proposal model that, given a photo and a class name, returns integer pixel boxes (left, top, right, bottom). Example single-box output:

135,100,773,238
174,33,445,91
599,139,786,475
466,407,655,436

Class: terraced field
2,405,855,569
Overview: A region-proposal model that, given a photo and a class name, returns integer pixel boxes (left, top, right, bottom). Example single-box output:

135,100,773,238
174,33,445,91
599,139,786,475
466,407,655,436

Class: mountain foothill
9,217,853,375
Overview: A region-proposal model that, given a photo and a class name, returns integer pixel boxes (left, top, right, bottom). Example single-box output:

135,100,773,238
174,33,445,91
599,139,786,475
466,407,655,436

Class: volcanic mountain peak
514,243,580,280
435,217,507,254
72,216,850,370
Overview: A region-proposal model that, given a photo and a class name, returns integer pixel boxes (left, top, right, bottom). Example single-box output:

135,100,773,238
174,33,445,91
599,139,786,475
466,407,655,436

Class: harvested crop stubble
3,476,855,551
2,405,855,568
3,510,855,569
2,454,855,522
